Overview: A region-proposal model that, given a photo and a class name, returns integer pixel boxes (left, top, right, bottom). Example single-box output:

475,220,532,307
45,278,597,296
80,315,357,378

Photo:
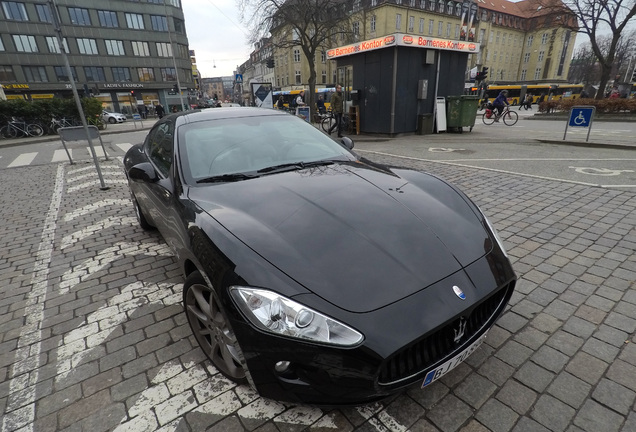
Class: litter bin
446,95,480,133
417,113,434,135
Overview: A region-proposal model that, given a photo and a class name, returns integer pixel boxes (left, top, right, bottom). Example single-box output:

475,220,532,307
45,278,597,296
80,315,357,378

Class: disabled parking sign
564,106,595,142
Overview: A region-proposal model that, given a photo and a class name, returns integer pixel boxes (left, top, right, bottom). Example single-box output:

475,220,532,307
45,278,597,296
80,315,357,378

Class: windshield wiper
257,160,335,174
196,173,258,183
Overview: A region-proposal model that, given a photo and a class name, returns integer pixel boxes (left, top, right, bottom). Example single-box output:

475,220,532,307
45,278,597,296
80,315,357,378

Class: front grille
378,282,513,385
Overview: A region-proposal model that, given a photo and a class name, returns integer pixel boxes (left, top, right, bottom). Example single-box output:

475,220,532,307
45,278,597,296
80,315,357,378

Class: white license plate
421,331,488,387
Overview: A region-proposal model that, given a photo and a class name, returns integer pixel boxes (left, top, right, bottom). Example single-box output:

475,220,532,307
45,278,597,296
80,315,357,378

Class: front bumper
228,249,516,405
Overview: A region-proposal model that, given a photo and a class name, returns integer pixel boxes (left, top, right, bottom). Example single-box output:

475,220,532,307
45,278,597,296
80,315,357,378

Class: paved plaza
0,125,635,431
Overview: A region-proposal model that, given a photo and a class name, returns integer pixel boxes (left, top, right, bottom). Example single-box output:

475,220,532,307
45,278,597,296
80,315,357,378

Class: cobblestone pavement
0,150,634,432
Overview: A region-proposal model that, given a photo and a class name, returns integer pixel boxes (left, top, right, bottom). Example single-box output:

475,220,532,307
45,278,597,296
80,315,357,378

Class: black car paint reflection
124,107,516,405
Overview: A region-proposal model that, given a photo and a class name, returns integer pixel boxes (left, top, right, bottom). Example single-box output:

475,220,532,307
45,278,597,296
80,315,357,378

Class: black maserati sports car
123,107,516,405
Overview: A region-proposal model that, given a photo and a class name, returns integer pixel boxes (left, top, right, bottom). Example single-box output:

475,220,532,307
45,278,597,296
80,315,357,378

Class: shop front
327,34,479,135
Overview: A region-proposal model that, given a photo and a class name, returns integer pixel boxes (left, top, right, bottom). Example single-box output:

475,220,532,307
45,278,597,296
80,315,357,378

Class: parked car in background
123,107,516,405
102,110,127,123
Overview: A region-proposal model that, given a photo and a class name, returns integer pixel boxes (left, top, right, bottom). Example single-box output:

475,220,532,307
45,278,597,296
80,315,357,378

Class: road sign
568,106,594,127
564,105,595,142
235,74,243,83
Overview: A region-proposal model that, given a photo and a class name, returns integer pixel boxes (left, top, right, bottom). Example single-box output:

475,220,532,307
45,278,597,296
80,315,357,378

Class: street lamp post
163,0,186,111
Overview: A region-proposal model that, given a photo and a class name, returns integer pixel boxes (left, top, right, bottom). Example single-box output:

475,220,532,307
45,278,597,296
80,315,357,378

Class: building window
77,38,98,55
156,42,172,57
23,66,48,82
438,21,443,36
481,10,487,20
353,21,360,35
35,4,52,22
438,0,444,13
408,16,414,32
321,50,326,63
322,70,327,84
455,24,460,38
12,35,38,53
456,3,462,16
446,22,451,37
496,32,500,44
293,49,300,62
0,65,16,81
84,66,105,81
151,15,168,31
98,10,119,27
111,67,131,81
2,1,28,20
45,37,68,53
371,15,376,32
0,38,3,50
160,67,177,81
527,35,533,47
538,50,544,62
105,40,125,56
371,0,377,6
478,29,485,43
131,41,150,56
520,69,526,80
295,70,301,84
396,13,401,30
428,19,434,35
502,33,506,45
68,7,91,25
524,52,530,62
446,1,453,14
54,66,77,82
174,18,185,33
126,13,144,29
541,33,548,44
137,67,155,81
534,67,541,80
419,18,424,33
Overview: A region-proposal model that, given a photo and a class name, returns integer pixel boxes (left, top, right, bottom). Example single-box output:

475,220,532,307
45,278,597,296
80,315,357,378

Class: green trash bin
446,95,480,133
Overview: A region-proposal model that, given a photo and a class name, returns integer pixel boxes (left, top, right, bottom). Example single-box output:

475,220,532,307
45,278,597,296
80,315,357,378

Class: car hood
188,163,492,313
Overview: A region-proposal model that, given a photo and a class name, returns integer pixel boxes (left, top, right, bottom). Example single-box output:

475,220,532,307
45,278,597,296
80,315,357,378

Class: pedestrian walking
155,103,165,119
329,85,344,137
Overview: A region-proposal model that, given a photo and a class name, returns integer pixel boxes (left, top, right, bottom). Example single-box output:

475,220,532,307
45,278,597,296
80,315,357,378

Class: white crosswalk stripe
52,149,70,163
117,143,133,153
8,152,38,167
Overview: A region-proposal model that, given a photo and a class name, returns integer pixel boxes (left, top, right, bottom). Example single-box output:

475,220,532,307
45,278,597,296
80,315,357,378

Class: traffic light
266,58,275,68
172,84,179,92
481,67,488,81
475,72,484,81
631,69,636,82
130,90,135,98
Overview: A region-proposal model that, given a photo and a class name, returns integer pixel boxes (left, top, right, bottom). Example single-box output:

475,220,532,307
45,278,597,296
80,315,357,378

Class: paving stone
546,372,591,409
531,394,575,431
592,378,636,415
455,373,497,409
407,380,449,410
606,359,636,392
496,380,537,414
545,330,584,356
495,340,533,368
514,362,555,393
477,356,515,387
530,345,569,373
573,399,624,432
474,399,518,432
562,316,597,339
427,395,473,432
582,337,621,363
511,416,551,432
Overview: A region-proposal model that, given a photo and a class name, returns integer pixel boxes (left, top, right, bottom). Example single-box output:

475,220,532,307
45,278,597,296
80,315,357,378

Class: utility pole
163,0,186,111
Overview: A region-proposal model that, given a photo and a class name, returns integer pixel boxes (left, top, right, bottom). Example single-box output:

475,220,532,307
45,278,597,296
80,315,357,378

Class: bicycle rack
58,125,109,190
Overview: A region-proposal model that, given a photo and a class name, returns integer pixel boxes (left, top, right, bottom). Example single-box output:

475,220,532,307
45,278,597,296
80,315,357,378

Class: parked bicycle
320,109,350,134
49,117,80,134
482,105,518,126
0,118,45,138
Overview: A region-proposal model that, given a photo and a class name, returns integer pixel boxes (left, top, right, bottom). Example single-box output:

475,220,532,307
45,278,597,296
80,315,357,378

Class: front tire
503,110,519,126
108,117,116,124
183,271,247,383
131,194,154,230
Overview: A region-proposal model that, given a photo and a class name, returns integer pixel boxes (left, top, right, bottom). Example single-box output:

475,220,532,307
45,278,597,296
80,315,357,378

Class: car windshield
178,112,356,185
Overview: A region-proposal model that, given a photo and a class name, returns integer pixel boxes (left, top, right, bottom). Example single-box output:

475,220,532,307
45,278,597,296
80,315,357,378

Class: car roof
172,107,288,125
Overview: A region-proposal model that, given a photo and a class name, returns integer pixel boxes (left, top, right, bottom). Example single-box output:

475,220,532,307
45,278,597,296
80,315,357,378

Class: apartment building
247,0,576,91
0,0,194,113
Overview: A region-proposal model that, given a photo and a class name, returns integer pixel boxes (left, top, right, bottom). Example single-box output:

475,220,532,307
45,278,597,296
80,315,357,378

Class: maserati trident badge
454,317,467,343
453,285,466,300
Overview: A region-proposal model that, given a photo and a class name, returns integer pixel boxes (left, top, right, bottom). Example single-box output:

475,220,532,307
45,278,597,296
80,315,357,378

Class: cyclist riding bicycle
492,90,510,121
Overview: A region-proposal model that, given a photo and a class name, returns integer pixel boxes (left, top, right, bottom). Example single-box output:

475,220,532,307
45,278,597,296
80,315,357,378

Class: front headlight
230,287,364,347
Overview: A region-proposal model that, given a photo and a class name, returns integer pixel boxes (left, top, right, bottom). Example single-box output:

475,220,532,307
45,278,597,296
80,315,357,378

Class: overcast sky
182,0,253,79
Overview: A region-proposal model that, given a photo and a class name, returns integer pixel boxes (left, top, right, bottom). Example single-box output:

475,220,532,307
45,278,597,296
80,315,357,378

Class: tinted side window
146,122,173,176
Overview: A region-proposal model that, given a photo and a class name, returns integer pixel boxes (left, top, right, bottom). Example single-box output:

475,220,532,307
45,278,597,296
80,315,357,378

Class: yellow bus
482,84,584,105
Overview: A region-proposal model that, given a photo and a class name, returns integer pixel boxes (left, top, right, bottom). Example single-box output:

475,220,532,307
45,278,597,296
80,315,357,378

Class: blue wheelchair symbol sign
568,107,594,127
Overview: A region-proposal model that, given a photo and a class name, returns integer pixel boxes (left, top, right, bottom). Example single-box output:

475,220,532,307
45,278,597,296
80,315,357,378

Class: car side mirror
341,136,354,150
128,162,159,183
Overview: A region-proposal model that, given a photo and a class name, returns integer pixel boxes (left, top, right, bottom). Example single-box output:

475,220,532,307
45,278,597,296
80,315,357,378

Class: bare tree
546,0,636,98
238,0,355,118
